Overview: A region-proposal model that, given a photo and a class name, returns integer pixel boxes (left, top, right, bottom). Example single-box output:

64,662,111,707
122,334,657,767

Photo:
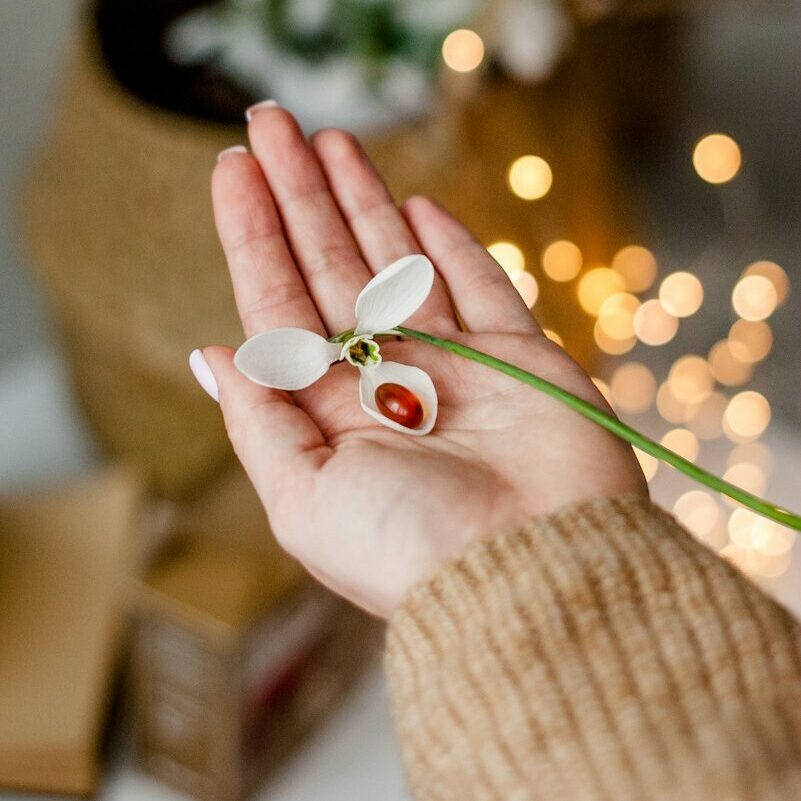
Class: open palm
204,107,646,617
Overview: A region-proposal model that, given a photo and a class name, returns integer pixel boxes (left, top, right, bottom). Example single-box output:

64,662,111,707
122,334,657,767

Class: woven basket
23,5,649,498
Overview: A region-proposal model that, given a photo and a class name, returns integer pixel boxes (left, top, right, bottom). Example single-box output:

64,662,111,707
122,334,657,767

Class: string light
543,329,564,347
578,267,624,316
685,391,727,440
597,292,640,340
507,155,553,200
728,320,772,364
541,240,582,281
674,490,719,538
708,340,754,386
442,29,485,72
610,363,656,414
509,270,539,308
488,241,525,274
610,245,657,293
668,355,713,404
732,274,777,321
633,299,678,345
658,271,703,318
692,133,741,184
724,391,771,441
743,261,789,306
634,447,658,481
660,428,700,462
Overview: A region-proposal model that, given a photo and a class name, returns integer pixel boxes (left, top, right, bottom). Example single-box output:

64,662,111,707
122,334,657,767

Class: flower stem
397,326,801,532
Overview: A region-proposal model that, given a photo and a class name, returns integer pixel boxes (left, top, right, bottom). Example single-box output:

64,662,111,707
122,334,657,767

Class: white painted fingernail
217,145,248,163
245,99,279,122
189,349,219,402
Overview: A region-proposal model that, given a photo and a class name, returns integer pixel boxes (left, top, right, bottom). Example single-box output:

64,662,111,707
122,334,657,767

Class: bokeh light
674,490,719,539
592,377,613,406
610,363,656,414
708,340,754,386
692,133,741,184
668,355,713,404
658,271,703,318
593,321,637,355
661,428,700,462
728,442,772,471
722,461,767,504
543,328,564,347
610,245,657,293
728,320,773,364
488,241,525,274
508,155,553,200
509,270,539,308
656,381,688,424
724,391,771,441
685,391,727,440
634,447,659,481
597,292,640,340
541,240,582,282
578,267,624,316
442,29,485,72
743,260,789,306
633,299,678,345
732,274,777,321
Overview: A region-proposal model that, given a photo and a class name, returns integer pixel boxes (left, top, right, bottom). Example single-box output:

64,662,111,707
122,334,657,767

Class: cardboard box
0,467,143,795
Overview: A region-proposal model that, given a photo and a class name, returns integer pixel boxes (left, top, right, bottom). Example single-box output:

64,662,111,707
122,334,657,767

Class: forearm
386,495,801,801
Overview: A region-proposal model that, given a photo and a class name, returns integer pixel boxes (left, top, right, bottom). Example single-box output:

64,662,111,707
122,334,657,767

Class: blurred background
1,0,799,799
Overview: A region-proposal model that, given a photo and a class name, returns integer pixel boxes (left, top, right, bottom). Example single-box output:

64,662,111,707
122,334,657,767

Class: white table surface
1,343,798,800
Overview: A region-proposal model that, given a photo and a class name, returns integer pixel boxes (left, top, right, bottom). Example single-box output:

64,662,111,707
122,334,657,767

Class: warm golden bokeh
743,260,789,306
541,240,583,282
732,274,777,321
578,267,625,316
593,321,637,355
660,428,700,462
692,133,742,184
722,461,767,505
610,362,656,414
597,292,640,340
668,355,713,403
543,328,564,347
442,28,485,72
674,490,719,538
685,391,727,440
728,320,773,363
708,340,754,386
633,299,678,345
724,391,771,441
591,377,614,406
658,271,703,318
656,381,688,424
610,245,657,293
507,155,553,200
634,448,659,481
487,240,525,274
509,269,539,308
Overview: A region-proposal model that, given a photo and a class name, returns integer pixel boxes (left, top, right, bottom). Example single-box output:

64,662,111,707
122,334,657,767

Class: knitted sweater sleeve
385,495,801,801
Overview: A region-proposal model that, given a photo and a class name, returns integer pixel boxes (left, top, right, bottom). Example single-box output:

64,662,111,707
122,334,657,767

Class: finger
247,107,372,333
311,129,458,333
203,346,331,505
403,195,540,335
212,148,326,337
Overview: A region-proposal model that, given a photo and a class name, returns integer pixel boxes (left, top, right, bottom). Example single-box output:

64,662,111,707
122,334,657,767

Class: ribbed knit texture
386,495,801,801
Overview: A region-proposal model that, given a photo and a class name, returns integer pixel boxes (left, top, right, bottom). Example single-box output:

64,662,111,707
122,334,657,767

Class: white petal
358,361,438,436
234,328,340,391
354,254,434,335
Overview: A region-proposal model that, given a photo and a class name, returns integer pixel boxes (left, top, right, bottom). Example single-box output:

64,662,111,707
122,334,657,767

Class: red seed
375,383,425,429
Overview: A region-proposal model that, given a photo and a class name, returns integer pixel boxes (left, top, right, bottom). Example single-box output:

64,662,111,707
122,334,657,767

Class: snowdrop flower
234,254,438,435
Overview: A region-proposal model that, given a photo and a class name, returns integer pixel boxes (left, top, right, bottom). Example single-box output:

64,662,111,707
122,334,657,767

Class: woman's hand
201,105,647,617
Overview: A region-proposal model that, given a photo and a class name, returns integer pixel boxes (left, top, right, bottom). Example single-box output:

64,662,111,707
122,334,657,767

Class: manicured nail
217,145,248,163
189,349,219,402
245,99,279,122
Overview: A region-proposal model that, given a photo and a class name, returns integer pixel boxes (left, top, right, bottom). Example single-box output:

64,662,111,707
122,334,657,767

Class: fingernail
189,349,219,402
245,99,279,122
217,145,248,163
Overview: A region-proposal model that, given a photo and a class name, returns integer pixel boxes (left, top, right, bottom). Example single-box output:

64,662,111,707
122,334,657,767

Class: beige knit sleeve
385,495,801,801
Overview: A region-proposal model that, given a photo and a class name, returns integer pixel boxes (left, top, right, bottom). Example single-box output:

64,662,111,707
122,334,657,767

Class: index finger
212,147,327,337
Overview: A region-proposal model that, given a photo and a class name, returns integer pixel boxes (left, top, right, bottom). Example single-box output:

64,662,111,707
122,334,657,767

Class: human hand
198,105,647,617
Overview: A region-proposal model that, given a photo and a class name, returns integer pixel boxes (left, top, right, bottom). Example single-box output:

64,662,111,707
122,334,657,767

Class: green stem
396,326,801,532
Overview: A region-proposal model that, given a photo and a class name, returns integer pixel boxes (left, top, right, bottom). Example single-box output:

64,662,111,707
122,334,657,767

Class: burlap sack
23,7,642,498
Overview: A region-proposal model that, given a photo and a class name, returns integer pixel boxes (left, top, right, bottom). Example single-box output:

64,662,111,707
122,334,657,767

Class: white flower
234,254,438,435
